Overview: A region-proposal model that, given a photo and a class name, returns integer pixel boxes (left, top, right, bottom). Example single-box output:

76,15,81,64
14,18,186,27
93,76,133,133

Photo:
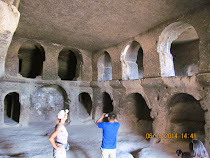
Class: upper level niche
58,49,82,81
18,41,45,78
157,22,199,77
97,51,112,81
121,41,144,80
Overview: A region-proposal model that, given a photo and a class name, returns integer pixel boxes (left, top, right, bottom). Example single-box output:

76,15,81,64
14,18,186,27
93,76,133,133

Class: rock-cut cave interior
0,0,210,157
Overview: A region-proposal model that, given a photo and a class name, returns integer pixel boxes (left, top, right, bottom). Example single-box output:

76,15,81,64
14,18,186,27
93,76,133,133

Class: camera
105,113,109,117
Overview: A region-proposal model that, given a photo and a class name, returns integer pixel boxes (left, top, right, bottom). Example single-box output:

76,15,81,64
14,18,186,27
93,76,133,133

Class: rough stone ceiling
14,0,209,52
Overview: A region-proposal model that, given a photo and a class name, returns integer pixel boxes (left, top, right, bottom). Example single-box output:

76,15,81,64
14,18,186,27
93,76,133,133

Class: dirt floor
0,120,191,158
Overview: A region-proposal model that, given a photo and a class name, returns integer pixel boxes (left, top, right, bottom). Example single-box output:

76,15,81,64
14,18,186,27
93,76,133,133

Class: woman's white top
55,123,68,144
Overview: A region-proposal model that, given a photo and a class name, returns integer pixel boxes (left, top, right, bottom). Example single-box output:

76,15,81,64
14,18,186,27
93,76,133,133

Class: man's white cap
57,109,69,119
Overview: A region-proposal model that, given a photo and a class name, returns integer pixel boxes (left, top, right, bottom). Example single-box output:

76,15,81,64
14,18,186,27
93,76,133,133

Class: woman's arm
49,129,63,150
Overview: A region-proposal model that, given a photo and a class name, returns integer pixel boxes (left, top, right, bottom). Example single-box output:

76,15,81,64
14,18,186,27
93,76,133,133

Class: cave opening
4,92,20,125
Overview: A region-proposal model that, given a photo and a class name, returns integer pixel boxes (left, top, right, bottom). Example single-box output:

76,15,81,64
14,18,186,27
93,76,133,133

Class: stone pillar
77,49,92,81
109,48,122,80
92,52,100,81
5,38,24,76
42,43,62,80
137,33,161,78
65,88,78,124
0,0,20,78
205,112,210,155
109,80,125,114
19,94,30,126
199,33,210,73
90,81,103,121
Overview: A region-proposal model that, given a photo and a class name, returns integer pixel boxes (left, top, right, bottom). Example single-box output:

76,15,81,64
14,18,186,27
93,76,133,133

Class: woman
49,109,69,158
190,139,209,158
176,139,209,158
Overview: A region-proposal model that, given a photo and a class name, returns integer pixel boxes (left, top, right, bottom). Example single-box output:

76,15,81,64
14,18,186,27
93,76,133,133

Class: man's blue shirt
98,122,120,149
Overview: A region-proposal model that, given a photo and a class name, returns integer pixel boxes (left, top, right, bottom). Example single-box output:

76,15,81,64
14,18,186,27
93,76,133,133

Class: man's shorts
101,147,116,158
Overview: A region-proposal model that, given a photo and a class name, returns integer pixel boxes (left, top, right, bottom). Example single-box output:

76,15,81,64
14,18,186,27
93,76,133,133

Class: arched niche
4,92,20,125
121,41,144,80
157,22,199,77
79,92,92,118
167,93,205,141
58,48,82,81
18,41,45,78
31,85,70,122
102,92,113,113
121,93,153,136
97,51,112,81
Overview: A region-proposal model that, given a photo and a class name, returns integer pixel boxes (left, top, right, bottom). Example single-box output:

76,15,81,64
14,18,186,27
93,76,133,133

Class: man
96,112,120,158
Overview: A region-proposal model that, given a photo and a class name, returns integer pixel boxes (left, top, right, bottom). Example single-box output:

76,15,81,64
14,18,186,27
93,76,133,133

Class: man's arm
95,113,106,125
